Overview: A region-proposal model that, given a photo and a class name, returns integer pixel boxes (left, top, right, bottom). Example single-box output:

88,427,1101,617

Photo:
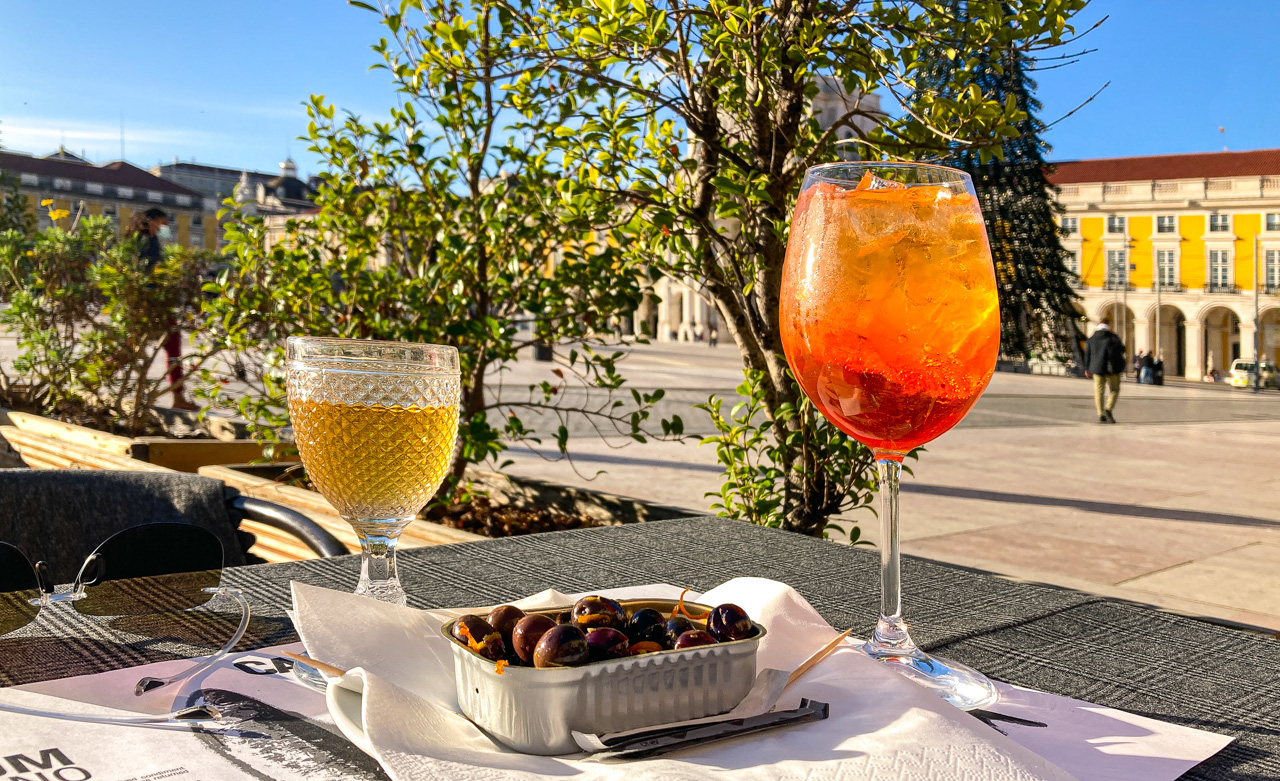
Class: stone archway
1199,305,1241,378
1260,306,1280,367
1097,301,1136,369
1147,303,1188,377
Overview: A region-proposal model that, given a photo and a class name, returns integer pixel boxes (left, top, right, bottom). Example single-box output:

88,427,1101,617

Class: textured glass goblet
780,162,1001,709
286,337,460,605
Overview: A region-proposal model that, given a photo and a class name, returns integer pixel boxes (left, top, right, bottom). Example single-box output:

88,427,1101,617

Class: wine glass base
861,641,999,711
354,579,407,606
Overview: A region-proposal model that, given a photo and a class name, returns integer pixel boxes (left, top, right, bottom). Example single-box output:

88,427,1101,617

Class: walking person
126,207,197,411
1152,352,1165,386
1084,316,1126,423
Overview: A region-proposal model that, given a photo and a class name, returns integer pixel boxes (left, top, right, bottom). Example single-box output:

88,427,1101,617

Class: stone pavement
500,342,1280,634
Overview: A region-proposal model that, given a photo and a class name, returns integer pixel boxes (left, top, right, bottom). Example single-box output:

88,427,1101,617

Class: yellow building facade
1052,149,1280,380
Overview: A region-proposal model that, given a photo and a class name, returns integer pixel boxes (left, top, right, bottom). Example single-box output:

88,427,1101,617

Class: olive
572,595,626,630
673,630,718,650
533,624,590,668
663,616,694,648
487,605,526,646
554,610,573,625
585,627,630,662
452,615,506,661
707,603,754,642
512,613,557,664
625,608,667,645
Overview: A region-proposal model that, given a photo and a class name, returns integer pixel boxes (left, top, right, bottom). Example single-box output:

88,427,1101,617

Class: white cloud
0,116,218,159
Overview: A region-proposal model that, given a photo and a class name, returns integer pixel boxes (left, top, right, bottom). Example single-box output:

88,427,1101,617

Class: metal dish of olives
441,594,766,755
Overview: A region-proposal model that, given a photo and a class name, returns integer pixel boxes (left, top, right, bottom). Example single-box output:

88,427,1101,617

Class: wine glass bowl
286,337,460,605
781,165,1000,456
781,163,1000,709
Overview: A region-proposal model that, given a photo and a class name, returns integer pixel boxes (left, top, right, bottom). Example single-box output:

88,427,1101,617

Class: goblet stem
871,458,913,652
351,519,410,606
862,456,999,710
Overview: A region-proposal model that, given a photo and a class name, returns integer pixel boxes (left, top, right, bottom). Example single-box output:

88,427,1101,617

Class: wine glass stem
872,457,916,653
352,519,409,606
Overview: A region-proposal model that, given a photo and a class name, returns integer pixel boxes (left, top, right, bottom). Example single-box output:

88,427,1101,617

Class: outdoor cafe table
2,516,1277,779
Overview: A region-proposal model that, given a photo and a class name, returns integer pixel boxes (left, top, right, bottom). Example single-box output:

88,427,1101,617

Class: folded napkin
292,578,1077,780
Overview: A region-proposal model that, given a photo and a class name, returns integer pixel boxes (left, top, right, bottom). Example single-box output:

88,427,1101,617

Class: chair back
0,470,247,585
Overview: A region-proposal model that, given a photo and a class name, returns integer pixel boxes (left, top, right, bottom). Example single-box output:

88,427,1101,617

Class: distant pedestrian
126,207,197,411
1153,353,1165,386
1084,317,1126,424
708,327,719,348
1133,350,1144,381
1140,352,1155,384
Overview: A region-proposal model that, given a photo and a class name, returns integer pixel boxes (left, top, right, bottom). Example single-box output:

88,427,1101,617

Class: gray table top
2,516,1275,779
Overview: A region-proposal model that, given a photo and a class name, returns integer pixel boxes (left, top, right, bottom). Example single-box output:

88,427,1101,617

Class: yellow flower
48,209,70,221
40,199,53,207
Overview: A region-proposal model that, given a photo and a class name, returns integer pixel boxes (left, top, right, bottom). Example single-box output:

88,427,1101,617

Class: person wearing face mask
126,208,197,411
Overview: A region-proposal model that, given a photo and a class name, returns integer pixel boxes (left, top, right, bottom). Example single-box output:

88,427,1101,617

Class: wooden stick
786,629,853,688
281,650,349,678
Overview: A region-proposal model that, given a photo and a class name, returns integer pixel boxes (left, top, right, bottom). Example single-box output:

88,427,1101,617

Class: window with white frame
85,182,103,195
19,173,38,186
1209,213,1231,232
1267,213,1280,232
1208,249,1231,288
52,178,71,190
1061,216,1078,235
1063,249,1080,277
1266,249,1280,290
102,203,116,223
1107,215,1125,234
1156,249,1178,287
117,187,133,199
1106,249,1128,287
1156,215,1177,234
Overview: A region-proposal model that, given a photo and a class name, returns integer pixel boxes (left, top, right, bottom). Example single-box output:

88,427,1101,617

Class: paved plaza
499,341,1280,634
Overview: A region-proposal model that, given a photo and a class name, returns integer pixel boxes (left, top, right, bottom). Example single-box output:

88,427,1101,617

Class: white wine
290,398,459,520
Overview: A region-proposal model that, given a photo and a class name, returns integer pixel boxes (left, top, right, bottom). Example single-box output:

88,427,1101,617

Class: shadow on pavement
901,484,1280,530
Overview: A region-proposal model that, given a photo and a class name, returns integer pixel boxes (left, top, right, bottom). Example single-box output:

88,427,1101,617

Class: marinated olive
572,595,625,630
512,613,558,664
673,630,717,649
707,603,754,642
554,610,573,625
625,608,667,645
487,605,526,646
629,641,664,655
452,615,506,661
663,616,694,648
585,627,630,662
533,624,590,668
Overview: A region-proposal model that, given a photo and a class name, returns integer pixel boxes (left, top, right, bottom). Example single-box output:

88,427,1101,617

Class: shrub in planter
0,215,218,435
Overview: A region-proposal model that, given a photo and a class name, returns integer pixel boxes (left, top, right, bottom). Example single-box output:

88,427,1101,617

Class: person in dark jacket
1140,351,1155,384
1083,316,1127,423
126,208,197,410
1152,352,1165,386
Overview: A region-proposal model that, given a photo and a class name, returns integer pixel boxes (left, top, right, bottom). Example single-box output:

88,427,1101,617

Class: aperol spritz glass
780,162,1000,709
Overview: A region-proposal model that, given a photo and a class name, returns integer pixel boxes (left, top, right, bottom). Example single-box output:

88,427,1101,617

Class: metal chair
0,470,345,584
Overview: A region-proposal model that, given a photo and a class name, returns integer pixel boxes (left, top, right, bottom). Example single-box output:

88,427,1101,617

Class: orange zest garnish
494,659,509,675
670,588,711,621
629,641,663,655
457,623,485,653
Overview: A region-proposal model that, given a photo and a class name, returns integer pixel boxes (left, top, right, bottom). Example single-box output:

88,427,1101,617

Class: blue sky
1,1,1277,178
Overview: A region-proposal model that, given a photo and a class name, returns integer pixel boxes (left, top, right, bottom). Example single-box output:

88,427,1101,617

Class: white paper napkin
292,578,1079,780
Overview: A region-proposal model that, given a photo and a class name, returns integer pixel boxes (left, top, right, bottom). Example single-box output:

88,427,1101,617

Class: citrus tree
415,0,1090,535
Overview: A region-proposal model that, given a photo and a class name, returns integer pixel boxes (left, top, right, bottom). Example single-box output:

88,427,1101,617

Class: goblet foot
862,640,999,710
354,577,407,606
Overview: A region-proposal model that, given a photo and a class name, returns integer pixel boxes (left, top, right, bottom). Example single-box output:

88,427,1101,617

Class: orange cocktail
780,171,999,457
779,163,1001,710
